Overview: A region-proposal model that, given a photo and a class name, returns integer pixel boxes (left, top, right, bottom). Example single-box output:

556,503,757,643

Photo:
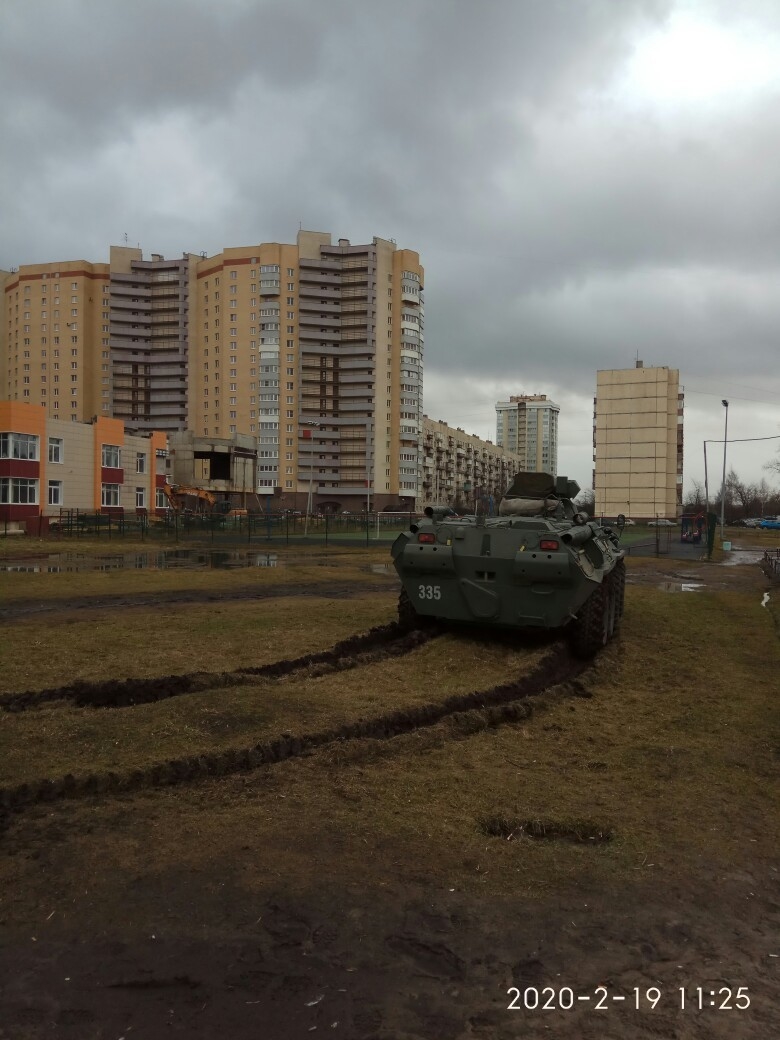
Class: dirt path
1,555,777,1039
1,820,776,1040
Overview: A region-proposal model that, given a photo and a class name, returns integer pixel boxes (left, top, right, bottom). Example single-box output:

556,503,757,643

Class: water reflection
2,550,281,573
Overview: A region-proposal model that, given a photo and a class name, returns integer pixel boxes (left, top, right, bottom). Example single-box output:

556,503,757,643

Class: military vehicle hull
392,474,626,657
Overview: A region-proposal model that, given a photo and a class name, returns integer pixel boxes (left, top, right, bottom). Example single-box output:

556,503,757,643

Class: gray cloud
2,0,779,488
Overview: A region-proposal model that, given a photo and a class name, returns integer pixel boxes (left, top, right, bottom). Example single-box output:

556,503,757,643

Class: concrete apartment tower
593,361,683,519
495,394,560,474
108,247,199,431
3,231,423,510
191,231,423,510
2,260,111,424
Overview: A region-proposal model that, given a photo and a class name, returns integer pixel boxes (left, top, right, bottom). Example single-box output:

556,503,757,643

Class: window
135,487,146,509
101,483,120,507
48,480,63,506
156,488,167,509
0,432,39,460
101,444,121,468
0,477,38,504
136,452,147,474
48,437,63,464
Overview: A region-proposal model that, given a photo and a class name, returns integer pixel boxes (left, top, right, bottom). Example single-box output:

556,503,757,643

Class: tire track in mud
0,647,591,817
0,622,434,712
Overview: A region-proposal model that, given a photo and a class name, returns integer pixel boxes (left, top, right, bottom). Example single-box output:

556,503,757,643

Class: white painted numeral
417,584,441,600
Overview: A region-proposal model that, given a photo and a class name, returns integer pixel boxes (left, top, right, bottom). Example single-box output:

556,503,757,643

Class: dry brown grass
0,546,777,925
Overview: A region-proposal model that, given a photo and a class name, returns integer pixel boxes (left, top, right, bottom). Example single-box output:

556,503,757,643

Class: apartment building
593,362,683,520
108,246,198,431
421,416,521,513
3,231,423,509
1,260,111,424
0,402,167,524
191,231,423,511
495,394,560,474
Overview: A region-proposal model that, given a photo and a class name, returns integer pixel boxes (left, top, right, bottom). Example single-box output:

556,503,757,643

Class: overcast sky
2,0,780,495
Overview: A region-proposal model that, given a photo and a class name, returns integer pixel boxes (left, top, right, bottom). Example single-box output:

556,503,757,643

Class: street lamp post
720,400,729,536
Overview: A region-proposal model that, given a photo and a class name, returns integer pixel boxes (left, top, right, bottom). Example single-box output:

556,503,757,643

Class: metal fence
11,509,419,548
762,548,780,582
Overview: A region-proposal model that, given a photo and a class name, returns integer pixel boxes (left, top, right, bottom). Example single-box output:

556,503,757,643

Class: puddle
370,563,394,574
1,550,290,573
658,581,705,593
721,548,765,567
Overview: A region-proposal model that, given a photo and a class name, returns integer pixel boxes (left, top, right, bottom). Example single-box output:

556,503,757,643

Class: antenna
124,232,128,245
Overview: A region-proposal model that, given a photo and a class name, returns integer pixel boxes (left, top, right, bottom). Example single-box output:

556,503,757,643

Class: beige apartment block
2,231,423,511
2,260,110,423
421,416,521,513
191,232,423,511
593,362,683,520
108,247,199,432
495,393,560,474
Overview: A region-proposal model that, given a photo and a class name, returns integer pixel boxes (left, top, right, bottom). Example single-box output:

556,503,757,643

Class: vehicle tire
570,579,613,658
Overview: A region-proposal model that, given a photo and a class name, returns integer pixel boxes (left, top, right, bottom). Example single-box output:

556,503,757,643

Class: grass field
1,541,778,1038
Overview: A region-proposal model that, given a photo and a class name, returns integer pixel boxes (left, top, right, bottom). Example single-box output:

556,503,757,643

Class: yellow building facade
593,362,683,520
2,261,110,424
421,416,521,513
3,232,424,510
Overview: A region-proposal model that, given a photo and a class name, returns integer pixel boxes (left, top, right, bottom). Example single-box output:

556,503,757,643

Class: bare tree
683,480,705,513
725,468,757,517
764,446,780,479
575,488,595,515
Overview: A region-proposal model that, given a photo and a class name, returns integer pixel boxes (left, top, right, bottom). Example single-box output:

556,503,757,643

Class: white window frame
48,437,63,464
0,477,39,504
101,483,120,507
101,444,121,468
0,432,40,461
48,480,63,506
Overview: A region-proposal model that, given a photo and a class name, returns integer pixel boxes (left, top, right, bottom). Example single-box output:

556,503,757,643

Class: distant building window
0,477,38,504
0,432,39,460
48,437,63,463
135,487,146,509
102,444,121,468
48,480,63,506
156,488,167,509
101,483,120,507
136,452,146,474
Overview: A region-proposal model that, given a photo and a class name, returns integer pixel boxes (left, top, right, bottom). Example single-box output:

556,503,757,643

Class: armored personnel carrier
391,472,625,657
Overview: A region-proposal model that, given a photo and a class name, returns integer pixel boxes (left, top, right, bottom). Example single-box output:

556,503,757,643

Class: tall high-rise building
495,394,560,474
108,246,198,432
190,232,423,509
3,232,423,509
2,260,110,423
593,361,683,519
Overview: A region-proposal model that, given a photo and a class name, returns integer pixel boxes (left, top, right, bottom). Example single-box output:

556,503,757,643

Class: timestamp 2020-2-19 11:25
507,985,751,1012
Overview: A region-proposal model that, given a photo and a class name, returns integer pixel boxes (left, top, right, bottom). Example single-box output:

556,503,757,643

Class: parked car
760,517,780,530
648,519,675,527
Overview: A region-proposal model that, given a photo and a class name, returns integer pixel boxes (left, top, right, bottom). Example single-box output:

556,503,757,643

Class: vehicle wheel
570,579,613,658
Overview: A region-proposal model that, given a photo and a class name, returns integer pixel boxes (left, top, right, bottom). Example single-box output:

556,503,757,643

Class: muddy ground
0,554,778,1039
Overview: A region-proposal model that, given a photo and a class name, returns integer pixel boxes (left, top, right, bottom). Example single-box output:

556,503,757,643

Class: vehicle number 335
418,584,441,600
